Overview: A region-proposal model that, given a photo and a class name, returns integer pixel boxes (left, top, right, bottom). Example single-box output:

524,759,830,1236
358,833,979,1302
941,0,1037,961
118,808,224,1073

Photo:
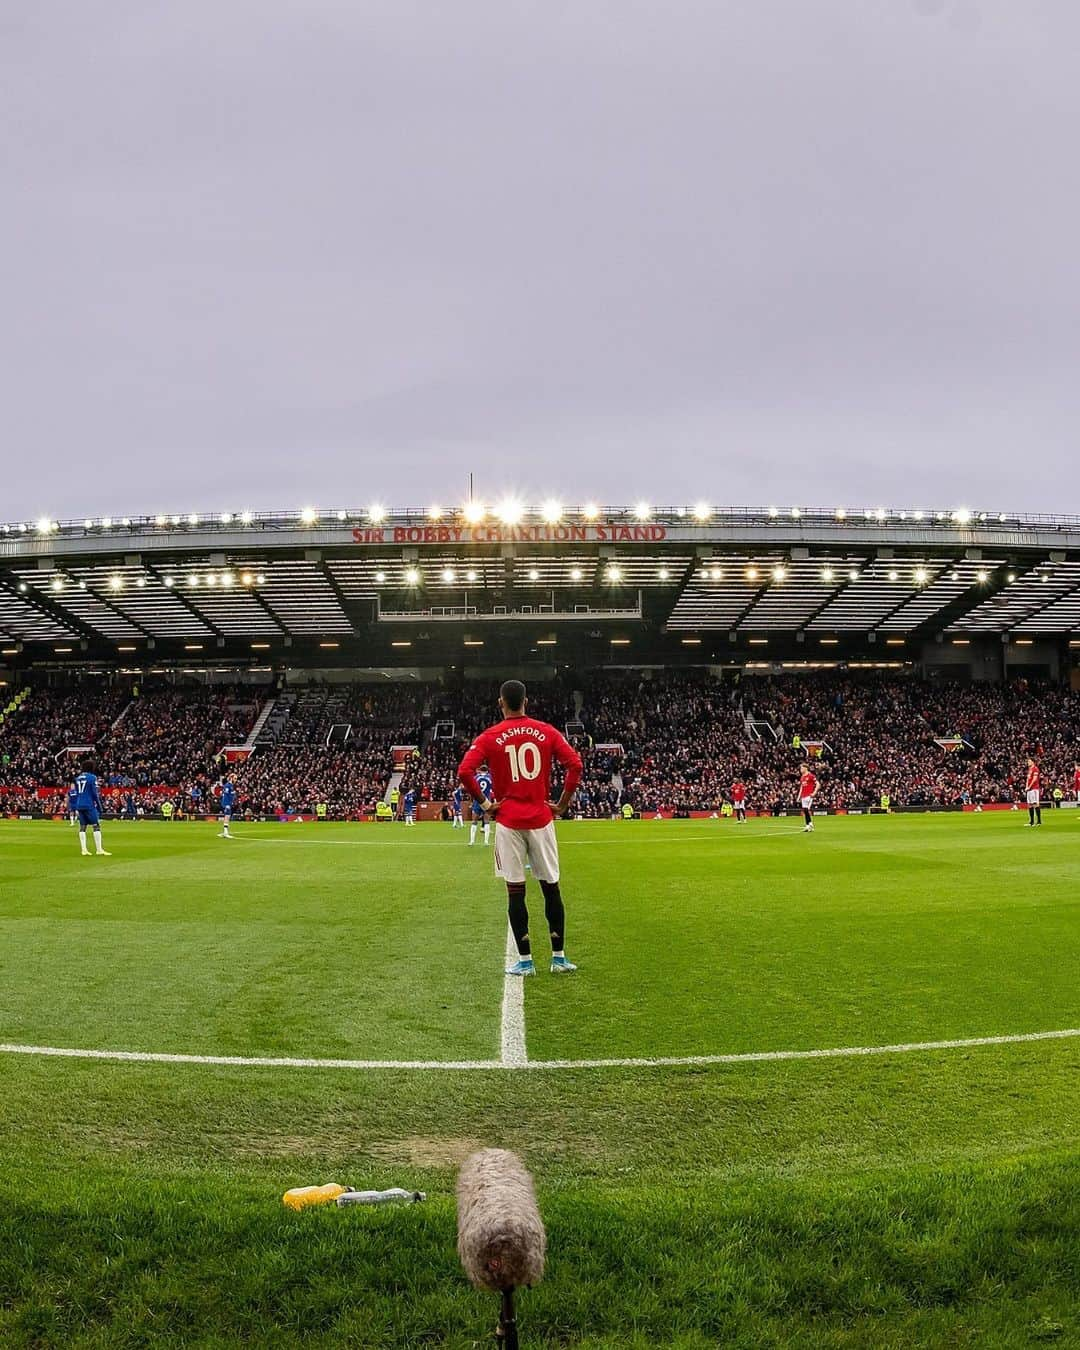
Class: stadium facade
3,505,1080,682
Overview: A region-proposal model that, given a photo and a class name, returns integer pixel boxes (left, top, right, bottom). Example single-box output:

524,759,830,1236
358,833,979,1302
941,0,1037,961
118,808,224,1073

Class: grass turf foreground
0,815,1078,1345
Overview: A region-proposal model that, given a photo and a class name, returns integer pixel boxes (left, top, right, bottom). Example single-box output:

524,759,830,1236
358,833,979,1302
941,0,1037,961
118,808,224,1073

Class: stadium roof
3,505,1080,667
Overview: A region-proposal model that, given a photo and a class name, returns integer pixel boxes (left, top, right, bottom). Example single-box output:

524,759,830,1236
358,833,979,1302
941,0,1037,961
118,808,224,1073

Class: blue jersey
68,787,78,809
404,791,416,813
452,786,463,811
73,772,100,811
220,783,237,810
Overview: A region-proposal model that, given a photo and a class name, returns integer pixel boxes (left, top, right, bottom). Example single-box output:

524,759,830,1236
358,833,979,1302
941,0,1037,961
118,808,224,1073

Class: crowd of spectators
3,672,1080,818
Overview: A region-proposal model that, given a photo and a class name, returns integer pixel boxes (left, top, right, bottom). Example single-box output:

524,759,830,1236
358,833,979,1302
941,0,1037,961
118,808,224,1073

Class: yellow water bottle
283,1183,348,1211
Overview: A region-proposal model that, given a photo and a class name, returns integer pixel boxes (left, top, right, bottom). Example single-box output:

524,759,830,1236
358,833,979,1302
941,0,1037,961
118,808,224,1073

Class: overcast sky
2,1,1078,521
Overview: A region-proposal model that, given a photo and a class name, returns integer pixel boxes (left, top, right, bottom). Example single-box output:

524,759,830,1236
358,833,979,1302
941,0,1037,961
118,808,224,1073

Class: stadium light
368,504,387,524
463,500,486,524
206,574,217,587
998,513,1007,523
136,577,146,588
582,503,600,521
570,567,583,581
887,570,899,582
914,567,928,584
606,565,622,582
976,569,989,582
101,516,112,529
848,568,860,581
465,569,478,582
221,573,233,587
220,512,233,524
300,507,318,525
187,513,199,525
36,517,53,534
428,504,443,520
950,569,959,580
163,575,175,587
336,510,347,522
50,577,63,591
442,568,456,583
791,507,802,519
954,508,972,525
746,566,758,581
256,573,266,584
658,567,671,580
1007,572,1016,583
17,582,26,591
496,498,524,525
835,507,846,520
768,506,778,518
875,507,886,521
1042,573,1050,583
109,575,123,590
83,517,94,529
528,568,540,581
821,567,835,582
78,580,86,590
914,510,925,521
241,572,253,585
633,502,651,521
171,515,181,526
541,499,563,524
710,567,723,581
374,570,386,584
405,567,421,585
154,514,167,526
692,502,711,522
187,574,199,587
240,510,253,525
772,566,786,582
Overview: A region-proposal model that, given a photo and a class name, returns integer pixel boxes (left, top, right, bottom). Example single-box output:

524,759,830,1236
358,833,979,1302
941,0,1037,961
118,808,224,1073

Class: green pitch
1,815,1078,1345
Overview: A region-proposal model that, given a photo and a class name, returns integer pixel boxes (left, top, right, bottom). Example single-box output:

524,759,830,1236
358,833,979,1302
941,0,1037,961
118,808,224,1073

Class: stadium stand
2,671,1079,818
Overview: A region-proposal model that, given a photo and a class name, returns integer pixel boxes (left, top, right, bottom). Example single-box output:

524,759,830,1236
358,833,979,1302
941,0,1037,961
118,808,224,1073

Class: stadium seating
2,672,1078,816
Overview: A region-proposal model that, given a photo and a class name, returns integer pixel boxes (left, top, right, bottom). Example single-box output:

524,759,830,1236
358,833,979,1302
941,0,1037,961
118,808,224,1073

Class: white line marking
1,1027,1075,1073
500,924,528,1066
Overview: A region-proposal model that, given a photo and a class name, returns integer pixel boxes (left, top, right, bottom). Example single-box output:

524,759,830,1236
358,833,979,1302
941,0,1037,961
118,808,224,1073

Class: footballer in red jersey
459,680,583,976
1025,757,1042,827
731,779,748,823
798,762,818,832
1073,763,1080,804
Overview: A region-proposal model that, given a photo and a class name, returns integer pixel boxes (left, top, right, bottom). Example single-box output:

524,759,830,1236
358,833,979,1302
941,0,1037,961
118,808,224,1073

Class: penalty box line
1,1026,1078,1074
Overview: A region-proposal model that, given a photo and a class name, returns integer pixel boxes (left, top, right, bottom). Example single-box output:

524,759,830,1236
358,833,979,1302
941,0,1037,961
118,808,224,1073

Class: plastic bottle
283,1182,349,1211
335,1188,426,1207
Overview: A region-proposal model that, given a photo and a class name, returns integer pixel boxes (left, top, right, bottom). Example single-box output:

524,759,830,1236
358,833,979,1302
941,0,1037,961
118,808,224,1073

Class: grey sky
3,1,1078,520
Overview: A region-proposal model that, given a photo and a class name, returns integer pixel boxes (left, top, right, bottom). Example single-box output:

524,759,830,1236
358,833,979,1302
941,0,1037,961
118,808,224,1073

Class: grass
0,814,1078,1345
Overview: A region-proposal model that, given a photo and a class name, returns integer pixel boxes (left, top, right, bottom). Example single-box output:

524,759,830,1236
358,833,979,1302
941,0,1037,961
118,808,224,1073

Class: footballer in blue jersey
469,772,492,846
451,784,464,828
67,784,79,827
218,778,237,838
403,788,416,826
73,761,111,856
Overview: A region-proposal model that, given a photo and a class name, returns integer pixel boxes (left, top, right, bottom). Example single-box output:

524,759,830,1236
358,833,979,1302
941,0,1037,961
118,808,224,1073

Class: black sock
1029,806,1035,825
507,884,530,956
1037,807,1042,824
803,808,812,825
540,880,565,952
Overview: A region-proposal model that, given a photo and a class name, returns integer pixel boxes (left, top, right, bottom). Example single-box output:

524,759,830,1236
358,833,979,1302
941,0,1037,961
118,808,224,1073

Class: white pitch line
1,1026,1076,1074
500,924,528,1066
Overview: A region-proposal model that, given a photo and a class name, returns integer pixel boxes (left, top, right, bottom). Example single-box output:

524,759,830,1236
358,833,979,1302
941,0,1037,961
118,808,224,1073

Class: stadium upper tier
4,505,1080,664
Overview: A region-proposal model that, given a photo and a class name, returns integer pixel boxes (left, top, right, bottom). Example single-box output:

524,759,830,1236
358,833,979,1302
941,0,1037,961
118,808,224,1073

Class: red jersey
1027,764,1040,792
459,716,582,831
799,771,818,799
731,782,747,805
1073,769,1080,792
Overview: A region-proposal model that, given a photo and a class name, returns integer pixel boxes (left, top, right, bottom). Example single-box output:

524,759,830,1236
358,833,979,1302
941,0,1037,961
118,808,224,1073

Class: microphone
457,1149,546,1346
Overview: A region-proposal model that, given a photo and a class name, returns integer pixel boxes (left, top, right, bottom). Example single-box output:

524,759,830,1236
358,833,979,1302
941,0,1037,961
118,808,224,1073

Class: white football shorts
494,821,560,884
1026,789,1040,805
800,795,816,810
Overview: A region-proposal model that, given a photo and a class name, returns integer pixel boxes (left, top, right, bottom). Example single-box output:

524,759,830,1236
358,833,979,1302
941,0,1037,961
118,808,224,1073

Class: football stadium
2,503,1079,1345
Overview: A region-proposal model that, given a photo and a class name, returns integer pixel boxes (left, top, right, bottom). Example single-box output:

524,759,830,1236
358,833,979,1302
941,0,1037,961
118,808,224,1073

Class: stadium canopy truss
2,505,1080,671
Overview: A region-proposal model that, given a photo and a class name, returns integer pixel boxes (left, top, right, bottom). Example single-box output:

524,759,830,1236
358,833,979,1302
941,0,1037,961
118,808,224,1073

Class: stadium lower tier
2,669,1078,816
